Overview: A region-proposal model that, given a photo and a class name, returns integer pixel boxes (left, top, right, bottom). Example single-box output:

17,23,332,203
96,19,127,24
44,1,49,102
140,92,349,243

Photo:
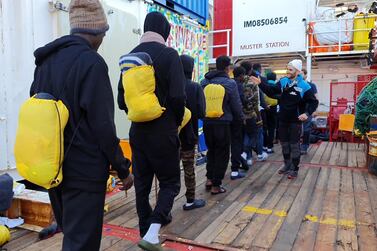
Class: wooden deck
4,142,377,251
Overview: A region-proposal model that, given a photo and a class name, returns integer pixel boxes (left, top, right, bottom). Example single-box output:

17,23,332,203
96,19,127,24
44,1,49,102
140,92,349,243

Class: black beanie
144,12,171,41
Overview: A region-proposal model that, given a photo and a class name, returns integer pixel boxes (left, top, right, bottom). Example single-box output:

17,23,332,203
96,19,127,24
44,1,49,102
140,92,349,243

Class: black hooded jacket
179,55,206,150
30,35,130,192
117,12,186,135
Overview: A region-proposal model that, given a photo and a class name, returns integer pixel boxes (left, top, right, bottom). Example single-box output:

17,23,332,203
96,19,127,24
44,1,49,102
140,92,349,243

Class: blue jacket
201,70,243,123
259,74,318,123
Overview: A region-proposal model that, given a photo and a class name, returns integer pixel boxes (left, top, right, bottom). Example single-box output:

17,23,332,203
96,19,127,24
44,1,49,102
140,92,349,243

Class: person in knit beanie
255,60,318,179
29,0,133,250
69,0,109,50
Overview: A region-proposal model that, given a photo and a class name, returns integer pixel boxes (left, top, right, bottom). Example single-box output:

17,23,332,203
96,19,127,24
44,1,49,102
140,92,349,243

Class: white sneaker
267,148,274,154
247,158,253,166
241,152,247,160
257,152,268,161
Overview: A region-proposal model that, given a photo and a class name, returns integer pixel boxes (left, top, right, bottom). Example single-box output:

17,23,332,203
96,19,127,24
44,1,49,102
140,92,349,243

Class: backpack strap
51,55,83,185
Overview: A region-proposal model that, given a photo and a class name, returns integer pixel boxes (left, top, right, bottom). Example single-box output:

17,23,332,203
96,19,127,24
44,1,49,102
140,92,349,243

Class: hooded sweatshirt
118,12,186,135
179,55,206,150
30,35,130,192
201,70,243,124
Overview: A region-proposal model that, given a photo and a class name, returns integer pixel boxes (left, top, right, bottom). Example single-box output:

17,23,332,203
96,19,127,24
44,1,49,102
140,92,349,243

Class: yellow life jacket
120,53,166,122
204,84,225,118
14,94,69,189
178,107,192,132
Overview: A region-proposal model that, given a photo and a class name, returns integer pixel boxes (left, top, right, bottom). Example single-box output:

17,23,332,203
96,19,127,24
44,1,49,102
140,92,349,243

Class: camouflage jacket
243,77,262,125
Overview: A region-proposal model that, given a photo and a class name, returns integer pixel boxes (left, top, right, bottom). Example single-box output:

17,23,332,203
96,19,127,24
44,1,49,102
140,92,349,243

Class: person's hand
298,113,308,121
119,173,134,192
250,76,261,85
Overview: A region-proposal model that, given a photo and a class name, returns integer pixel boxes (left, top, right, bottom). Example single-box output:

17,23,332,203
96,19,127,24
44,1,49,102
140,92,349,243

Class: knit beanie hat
288,59,303,72
69,0,109,35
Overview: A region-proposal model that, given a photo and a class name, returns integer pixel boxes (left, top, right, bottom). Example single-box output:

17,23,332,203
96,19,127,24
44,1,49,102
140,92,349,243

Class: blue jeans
302,116,313,151
244,126,263,157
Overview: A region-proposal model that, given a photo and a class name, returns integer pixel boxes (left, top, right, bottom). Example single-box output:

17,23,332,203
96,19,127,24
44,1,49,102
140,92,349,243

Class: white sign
232,0,307,56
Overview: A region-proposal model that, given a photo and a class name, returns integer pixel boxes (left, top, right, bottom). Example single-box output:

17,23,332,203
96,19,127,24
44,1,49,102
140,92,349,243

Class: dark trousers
279,122,302,171
180,148,196,203
48,183,106,251
204,123,230,186
264,106,277,149
130,132,181,237
230,121,244,172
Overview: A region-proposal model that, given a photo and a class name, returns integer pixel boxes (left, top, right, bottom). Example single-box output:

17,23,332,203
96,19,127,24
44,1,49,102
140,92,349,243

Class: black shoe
183,199,206,211
38,223,62,240
278,163,292,175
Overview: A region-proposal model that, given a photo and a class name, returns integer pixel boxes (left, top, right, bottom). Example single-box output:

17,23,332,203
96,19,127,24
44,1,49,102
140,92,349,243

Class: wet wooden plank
251,167,310,250
292,168,330,251
181,164,276,241
194,201,245,243
232,175,291,249
270,168,321,251
3,231,39,251
353,172,377,251
165,163,271,238
356,143,367,168
366,173,377,229
338,142,348,167
313,168,341,251
335,170,358,251
213,166,284,246
347,144,358,168
26,233,63,251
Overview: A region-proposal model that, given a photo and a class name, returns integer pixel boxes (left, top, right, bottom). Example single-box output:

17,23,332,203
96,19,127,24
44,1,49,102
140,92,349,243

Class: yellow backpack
120,52,166,122
204,84,225,118
14,93,69,189
178,107,192,132
264,95,278,106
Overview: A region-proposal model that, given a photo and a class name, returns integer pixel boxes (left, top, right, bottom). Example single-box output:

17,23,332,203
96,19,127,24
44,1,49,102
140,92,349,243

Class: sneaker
247,158,253,166
257,152,268,161
278,163,292,175
231,172,246,180
241,152,248,160
287,170,298,179
267,148,274,154
138,239,163,251
263,147,268,152
183,199,206,211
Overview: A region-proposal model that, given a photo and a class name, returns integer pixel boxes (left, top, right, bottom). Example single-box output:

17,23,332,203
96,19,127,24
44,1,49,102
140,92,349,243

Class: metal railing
208,29,231,56
307,15,375,55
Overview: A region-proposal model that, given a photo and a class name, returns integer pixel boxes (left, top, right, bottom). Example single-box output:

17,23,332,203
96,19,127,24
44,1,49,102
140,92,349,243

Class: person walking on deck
118,12,186,251
256,60,318,179
179,55,206,210
201,56,243,195
30,1,133,250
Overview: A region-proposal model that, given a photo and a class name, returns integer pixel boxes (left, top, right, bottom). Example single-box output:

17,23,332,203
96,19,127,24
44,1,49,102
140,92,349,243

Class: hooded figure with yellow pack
118,12,186,251
15,1,133,250
200,56,243,195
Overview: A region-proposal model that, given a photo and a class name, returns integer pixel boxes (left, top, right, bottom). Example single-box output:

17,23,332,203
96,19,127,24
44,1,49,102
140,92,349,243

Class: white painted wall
0,0,148,171
0,0,56,171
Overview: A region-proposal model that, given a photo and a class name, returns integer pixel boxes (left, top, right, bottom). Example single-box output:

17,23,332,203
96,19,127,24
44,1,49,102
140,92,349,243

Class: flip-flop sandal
211,186,226,195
